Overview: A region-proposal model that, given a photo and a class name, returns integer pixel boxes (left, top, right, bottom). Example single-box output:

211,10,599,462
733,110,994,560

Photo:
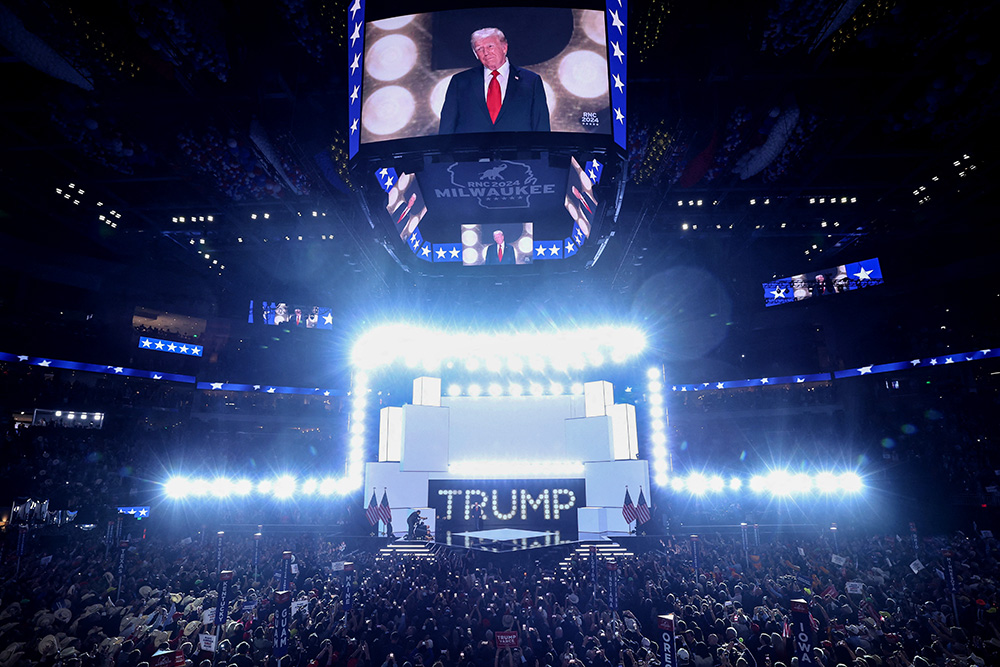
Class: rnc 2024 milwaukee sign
422,160,565,215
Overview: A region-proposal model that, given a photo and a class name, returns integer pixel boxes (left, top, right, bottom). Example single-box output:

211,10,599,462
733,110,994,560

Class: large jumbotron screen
358,7,612,144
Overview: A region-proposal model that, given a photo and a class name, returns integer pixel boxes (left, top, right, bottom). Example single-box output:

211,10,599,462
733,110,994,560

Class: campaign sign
495,631,519,648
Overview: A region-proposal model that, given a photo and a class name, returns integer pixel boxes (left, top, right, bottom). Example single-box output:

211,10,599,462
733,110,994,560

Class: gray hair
470,27,506,52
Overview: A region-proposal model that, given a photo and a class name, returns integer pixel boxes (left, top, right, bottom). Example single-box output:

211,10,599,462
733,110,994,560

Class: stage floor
435,527,578,552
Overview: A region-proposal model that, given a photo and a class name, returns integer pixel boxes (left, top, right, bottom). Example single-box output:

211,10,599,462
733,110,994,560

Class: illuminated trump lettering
437,486,578,521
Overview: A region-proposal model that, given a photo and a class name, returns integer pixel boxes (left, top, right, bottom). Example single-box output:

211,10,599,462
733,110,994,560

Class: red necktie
498,244,503,263
487,70,501,123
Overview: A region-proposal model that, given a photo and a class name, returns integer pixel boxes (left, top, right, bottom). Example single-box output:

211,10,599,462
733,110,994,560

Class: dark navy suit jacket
484,243,517,265
439,64,550,134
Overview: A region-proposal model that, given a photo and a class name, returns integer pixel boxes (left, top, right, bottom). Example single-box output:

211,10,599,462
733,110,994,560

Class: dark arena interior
2,1,1000,666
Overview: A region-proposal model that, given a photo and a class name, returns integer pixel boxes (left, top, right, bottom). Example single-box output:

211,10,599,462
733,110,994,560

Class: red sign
495,631,519,648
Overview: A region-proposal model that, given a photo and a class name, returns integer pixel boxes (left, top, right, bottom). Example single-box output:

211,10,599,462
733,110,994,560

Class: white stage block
400,405,450,472
583,460,650,508
609,403,638,460
584,381,614,417
565,415,614,462
379,407,403,462
577,506,608,533
413,377,441,407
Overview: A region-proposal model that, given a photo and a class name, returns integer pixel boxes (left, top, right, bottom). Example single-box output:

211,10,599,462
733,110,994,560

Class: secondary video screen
763,258,884,307
360,7,611,143
461,223,534,266
249,300,333,329
385,172,429,241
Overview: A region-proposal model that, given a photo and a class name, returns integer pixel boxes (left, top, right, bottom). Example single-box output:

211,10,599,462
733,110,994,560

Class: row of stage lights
161,469,863,500
350,325,648,372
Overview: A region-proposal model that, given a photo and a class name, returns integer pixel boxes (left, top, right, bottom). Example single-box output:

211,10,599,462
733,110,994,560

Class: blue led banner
138,337,202,356
763,258,884,307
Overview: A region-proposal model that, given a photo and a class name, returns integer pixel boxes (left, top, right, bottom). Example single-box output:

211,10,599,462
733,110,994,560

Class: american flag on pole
636,488,651,525
365,489,379,526
378,489,392,524
622,488,638,523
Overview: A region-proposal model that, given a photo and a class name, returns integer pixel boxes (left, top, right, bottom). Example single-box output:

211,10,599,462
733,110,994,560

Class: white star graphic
350,118,358,134
154,340,164,349
410,232,418,243
349,0,362,20
587,169,597,182
761,378,769,384
717,383,725,389
796,378,805,383
609,9,625,34
421,245,431,257
930,358,938,365
141,339,152,348
128,509,136,515
378,168,388,177
350,54,360,75
681,387,687,392
966,357,973,361
323,391,330,396
614,107,625,123
610,41,625,64
350,23,361,47
859,366,873,375
566,241,575,253
179,345,189,354
910,359,921,366
167,343,177,352
17,355,28,361
193,347,202,355
535,245,545,257
672,386,677,391
350,86,359,104
267,387,276,393
981,349,992,355
138,508,148,517
612,73,625,93
593,159,601,169
549,245,560,255
945,357,954,364
436,248,447,259
113,367,124,374
385,176,393,187
38,360,51,367
153,375,162,380
211,382,224,390
770,287,786,299
253,385,261,390
449,248,460,258
854,266,873,281
323,313,333,325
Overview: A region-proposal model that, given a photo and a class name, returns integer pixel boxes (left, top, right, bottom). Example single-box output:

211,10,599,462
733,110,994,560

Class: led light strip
448,460,585,477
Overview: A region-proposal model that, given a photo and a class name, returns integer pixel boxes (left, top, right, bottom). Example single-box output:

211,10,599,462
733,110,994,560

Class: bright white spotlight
708,475,725,492
655,473,669,486
651,419,666,432
648,381,663,392
649,393,664,405
467,384,482,397
670,477,686,492
465,358,480,371
814,471,839,493
728,477,743,491
749,475,767,493
165,476,189,499
550,382,564,395
686,473,708,495
652,445,667,459
791,473,814,493
571,382,584,395
233,479,253,496
486,358,502,373
529,382,545,396
350,422,365,435
647,367,660,380
529,357,546,372
651,432,667,446
273,475,296,499
767,470,794,495
488,383,503,397
301,479,318,495
838,472,863,493
211,478,233,498
506,357,524,373
319,478,337,495
508,383,524,397
350,435,365,450
351,410,366,423
257,480,272,494
447,384,462,397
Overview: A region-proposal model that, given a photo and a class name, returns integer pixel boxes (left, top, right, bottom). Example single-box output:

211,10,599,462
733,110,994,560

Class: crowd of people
2,522,998,667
